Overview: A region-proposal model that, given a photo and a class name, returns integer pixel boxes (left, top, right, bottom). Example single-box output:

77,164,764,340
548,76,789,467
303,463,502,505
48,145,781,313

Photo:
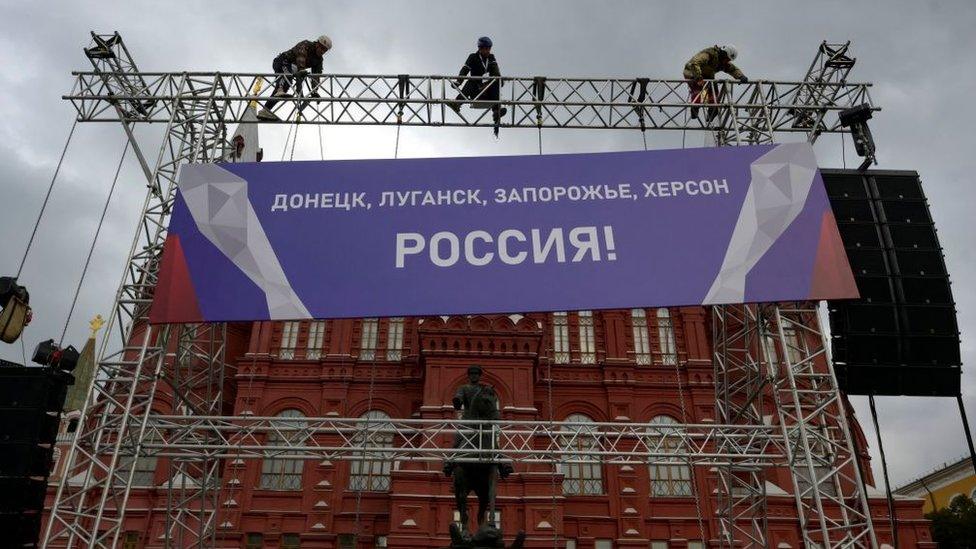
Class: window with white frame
560,414,603,495
552,312,570,364
306,321,326,360
360,318,378,360
278,321,299,359
656,308,678,365
648,415,692,496
260,409,307,490
386,317,404,361
578,310,596,364
349,410,393,491
632,309,651,365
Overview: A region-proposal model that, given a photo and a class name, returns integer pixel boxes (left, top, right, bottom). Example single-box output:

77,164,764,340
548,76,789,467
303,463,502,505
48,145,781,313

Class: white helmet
317,34,333,52
719,44,738,61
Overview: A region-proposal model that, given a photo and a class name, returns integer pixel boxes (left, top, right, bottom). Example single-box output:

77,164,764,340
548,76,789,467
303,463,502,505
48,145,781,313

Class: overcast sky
1,0,974,488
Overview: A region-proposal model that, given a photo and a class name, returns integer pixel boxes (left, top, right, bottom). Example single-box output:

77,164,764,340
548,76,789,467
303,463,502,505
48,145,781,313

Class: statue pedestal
448,523,526,549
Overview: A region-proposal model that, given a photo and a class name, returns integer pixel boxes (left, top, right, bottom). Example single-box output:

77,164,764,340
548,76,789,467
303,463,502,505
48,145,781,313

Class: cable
281,119,295,161
59,137,129,346
669,333,708,542
395,125,401,159
289,112,301,162
16,120,79,279
641,130,648,151
868,396,899,548
841,132,848,169
318,125,325,161
352,341,379,544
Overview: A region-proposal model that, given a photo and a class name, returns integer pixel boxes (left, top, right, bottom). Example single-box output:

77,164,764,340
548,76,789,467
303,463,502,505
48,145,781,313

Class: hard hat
477,36,493,48
719,44,738,61
317,34,333,51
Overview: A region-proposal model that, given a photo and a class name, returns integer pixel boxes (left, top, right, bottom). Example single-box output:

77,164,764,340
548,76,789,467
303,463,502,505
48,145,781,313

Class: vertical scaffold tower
45,33,879,548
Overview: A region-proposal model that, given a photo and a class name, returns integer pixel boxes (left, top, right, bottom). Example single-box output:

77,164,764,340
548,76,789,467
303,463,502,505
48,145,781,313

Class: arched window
349,410,393,492
656,309,678,365
560,413,603,495
260,409,307,490
648,415,692,496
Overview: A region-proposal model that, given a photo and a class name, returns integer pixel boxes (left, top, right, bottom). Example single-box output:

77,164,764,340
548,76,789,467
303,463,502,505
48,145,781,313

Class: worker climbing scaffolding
257,34,332,121
683,44,748,120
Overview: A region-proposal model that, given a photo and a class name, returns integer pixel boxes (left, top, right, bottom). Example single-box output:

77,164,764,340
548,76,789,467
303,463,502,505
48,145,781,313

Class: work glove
739,75,749,83
295,68,310,78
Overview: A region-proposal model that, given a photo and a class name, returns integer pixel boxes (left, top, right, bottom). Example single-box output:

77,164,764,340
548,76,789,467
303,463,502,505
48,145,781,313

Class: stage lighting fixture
839,103,877,171
31,339,80,372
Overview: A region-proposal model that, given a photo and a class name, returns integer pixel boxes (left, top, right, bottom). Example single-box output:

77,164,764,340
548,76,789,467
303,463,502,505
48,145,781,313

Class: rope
59,136,129,346
280,121,295,162
289,112,301,162
669,331,708,542
841,132,847,169
352,344,379,543
535,132,558,548
16,119,78,278
642,130,648,151
395,125,401,159
318,125,325,161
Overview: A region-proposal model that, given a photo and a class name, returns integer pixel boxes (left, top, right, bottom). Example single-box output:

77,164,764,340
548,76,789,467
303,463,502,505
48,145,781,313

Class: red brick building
50,309,936,548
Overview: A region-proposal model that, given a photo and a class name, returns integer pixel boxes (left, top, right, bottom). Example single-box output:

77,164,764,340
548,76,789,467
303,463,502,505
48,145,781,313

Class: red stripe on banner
809,210,859,300
149,234,204,324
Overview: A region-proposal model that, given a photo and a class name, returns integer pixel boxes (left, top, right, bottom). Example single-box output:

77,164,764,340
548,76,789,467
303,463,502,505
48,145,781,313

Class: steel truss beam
44,32,230,549
111,416,785,465
64,71,875,133
712,42,876,549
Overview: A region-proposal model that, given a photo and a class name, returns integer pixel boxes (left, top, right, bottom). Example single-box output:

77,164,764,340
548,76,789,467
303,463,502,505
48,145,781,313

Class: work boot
446,101,462,115
690,106,699,120
256,108,280,121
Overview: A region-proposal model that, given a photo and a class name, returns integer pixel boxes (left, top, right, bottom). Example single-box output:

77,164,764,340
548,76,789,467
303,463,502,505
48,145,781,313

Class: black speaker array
0,361,72,548
823,169,961,396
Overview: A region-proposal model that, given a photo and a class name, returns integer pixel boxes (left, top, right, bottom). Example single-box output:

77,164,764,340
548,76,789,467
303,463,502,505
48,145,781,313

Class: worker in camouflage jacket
683,44,748,120
258,35,332,121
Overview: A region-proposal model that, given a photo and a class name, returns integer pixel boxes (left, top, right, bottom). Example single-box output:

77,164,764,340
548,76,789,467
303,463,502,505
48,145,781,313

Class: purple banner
150,143,857,323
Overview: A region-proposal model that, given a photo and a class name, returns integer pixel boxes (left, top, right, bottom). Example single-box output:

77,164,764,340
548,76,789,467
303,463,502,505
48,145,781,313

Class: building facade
49,309,936,548
895,456,976,514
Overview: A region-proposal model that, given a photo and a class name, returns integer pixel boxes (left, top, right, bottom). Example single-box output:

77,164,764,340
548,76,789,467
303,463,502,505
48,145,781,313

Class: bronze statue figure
443,365,523,549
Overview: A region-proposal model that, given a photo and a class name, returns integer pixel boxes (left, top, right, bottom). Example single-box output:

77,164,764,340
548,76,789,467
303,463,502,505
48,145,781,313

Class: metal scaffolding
45,32,881,548
710,42,876,549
